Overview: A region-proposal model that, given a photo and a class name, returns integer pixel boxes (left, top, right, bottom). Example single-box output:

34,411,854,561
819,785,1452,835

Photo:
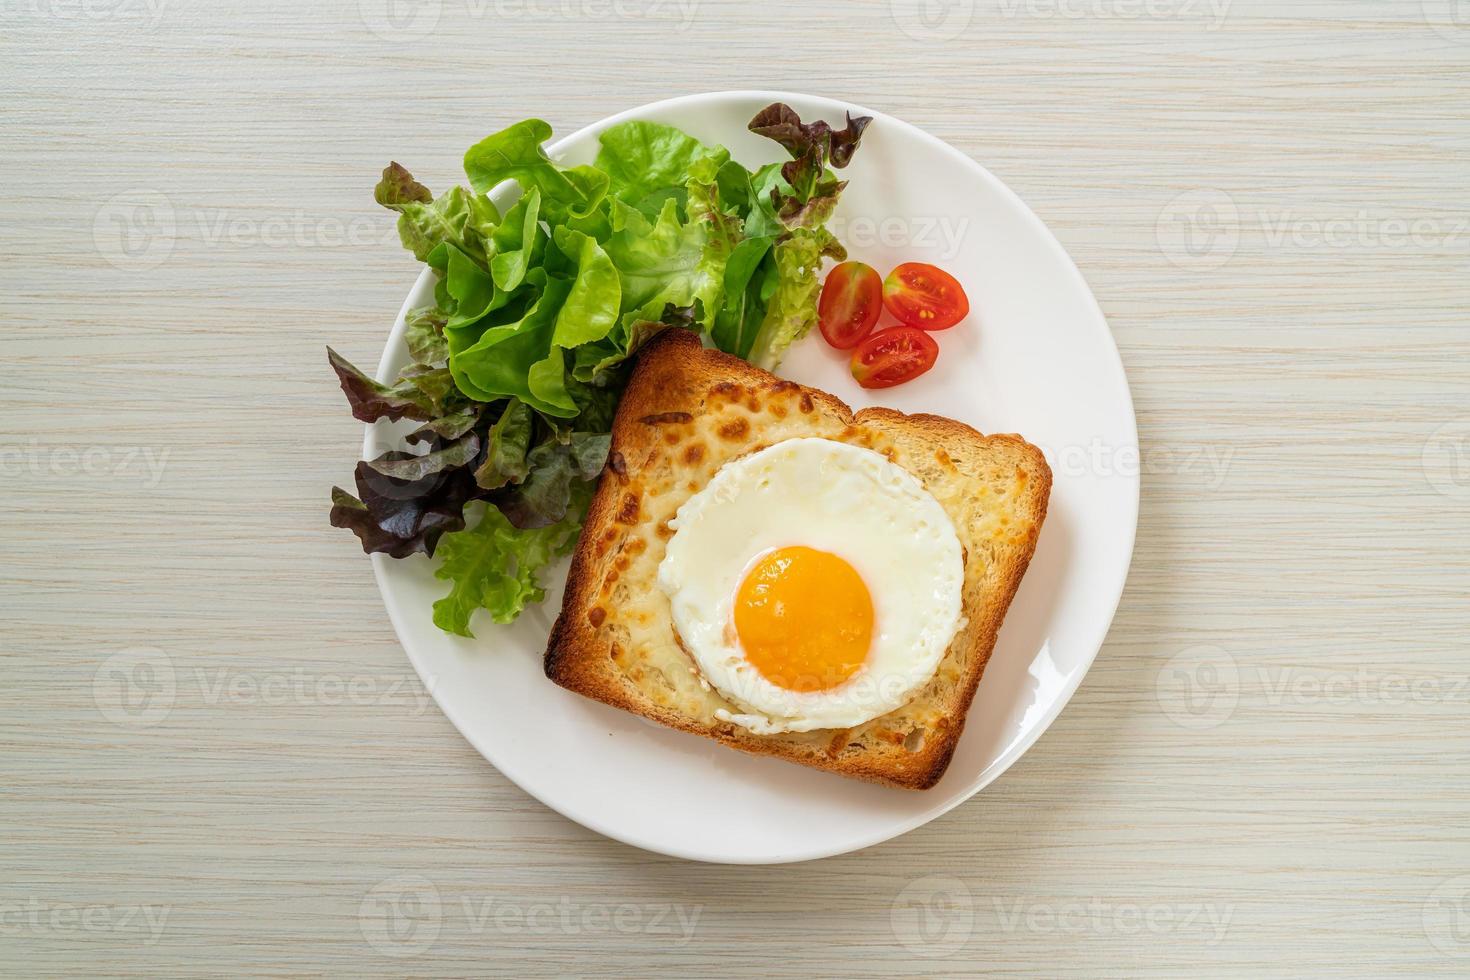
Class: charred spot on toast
641,411,693,425
767,381,799,418
717,417,750,441
708,381,744,402
615,492,641,525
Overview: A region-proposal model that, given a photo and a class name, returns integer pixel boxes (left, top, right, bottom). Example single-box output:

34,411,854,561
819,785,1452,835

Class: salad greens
330,103,870,636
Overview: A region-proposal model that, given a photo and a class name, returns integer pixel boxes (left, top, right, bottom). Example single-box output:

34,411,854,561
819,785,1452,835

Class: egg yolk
733,546,874,692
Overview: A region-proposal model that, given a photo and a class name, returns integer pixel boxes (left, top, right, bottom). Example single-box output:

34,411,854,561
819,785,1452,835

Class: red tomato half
818,261,882,349
882,262,970,330
849,326,940,389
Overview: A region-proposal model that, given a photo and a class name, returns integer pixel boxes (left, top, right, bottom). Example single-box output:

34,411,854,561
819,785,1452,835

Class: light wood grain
4,0,1469,975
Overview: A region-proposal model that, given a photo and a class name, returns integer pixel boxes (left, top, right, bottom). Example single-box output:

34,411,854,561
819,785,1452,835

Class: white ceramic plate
366,91,1137,864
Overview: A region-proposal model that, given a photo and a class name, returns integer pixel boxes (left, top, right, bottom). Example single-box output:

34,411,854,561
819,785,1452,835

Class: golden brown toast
545,330,1051,789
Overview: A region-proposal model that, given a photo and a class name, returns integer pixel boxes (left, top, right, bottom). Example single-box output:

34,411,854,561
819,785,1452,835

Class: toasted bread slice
545,330,1051,789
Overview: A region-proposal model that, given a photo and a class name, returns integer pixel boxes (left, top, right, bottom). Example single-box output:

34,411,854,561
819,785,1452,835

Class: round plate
366,91,1138,864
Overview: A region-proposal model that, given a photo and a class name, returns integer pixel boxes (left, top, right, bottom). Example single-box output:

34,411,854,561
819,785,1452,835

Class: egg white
656,437,965,734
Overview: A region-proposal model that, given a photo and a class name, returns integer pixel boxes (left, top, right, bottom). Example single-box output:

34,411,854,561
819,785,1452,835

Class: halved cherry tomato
849,326,940,389
882,262,969,330
818,261,883,349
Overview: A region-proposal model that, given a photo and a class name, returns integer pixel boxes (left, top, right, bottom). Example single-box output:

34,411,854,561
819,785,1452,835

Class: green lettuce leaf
595,120,727,217
363,433,481,482
732,103,872,368
395,363,463,417
603,198,727,338
429,241,521,333
745,227,829,370
570,300,700,383
403,306,449,366
710,236,775,359
463,119,609,221
489,187,544,292
430,497,586,637
564,374,621,434
473,400,532,489
494,431,611,529
449,276,578,417
376,164,500,265
374,161,431,207
527,348,575,417
604,200,701,308
406,408,482,446
550,227,622,349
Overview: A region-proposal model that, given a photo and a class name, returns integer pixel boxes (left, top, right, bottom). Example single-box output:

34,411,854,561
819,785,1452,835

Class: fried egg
656,437,965,734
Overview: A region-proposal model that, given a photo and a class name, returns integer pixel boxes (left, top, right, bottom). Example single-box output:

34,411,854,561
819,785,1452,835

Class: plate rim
364,89,1139,864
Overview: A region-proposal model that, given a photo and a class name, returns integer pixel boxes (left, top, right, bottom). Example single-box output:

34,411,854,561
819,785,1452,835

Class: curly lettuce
431,498,585,636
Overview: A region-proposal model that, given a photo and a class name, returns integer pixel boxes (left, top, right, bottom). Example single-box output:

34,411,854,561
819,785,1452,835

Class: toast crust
545,330,1051,789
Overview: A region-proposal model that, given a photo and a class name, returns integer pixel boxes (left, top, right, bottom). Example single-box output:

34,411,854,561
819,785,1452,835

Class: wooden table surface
5,0,1469,975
